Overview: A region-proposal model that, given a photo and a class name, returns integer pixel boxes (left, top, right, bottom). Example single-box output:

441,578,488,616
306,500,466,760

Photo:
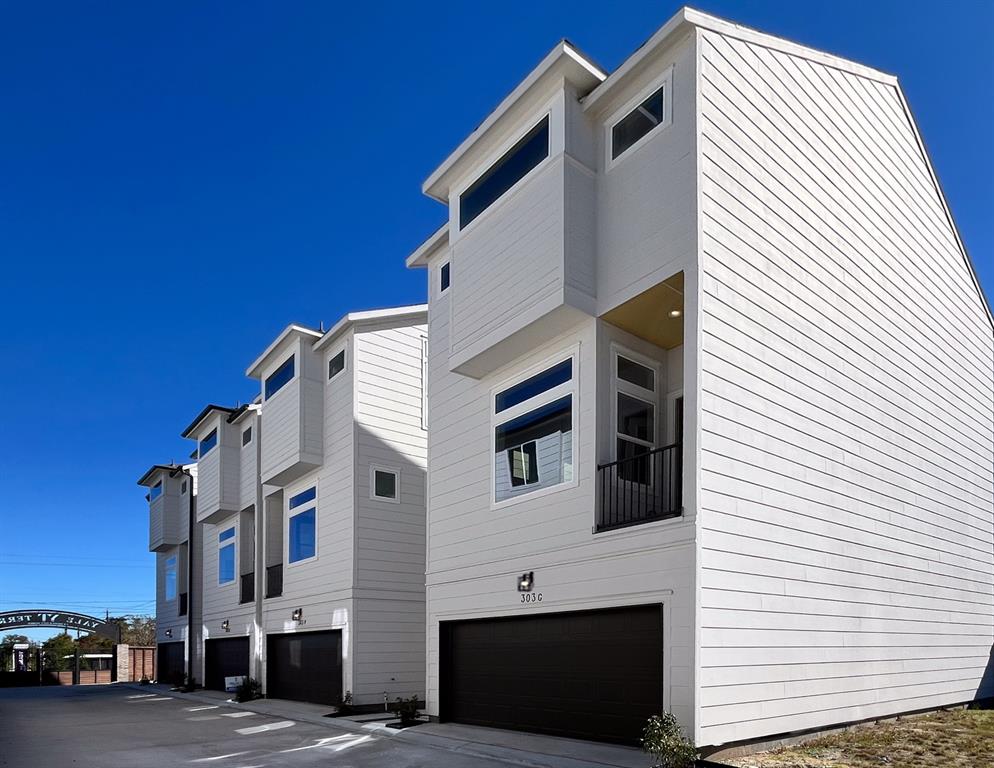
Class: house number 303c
520,593,543,603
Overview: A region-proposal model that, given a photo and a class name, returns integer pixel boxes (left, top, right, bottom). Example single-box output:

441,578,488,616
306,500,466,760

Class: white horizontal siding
696,29,994,746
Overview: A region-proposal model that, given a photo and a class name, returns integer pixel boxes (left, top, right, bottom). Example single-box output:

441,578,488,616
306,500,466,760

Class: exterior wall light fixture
292,608,304,624
221,620,230,632
164,629,172,638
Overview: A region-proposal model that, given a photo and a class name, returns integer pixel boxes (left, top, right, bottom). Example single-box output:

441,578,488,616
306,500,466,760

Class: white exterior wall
194,415,240,522
353,322,428,702
423,275,697,729
695,28,994,746
260,331,355,700
200,512,255,666
238,414,258,509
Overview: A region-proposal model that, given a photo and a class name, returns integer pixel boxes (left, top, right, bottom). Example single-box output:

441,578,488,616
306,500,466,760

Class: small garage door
205,637,250,691
440,604,663,744
156,641,185,686
266,630,342,705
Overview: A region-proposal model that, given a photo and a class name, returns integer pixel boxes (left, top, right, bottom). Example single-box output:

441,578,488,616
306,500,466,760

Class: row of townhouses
138,8,994,751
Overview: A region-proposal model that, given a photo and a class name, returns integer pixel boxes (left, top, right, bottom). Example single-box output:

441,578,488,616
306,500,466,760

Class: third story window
218,527,235,585
242,426,252,446
460,116,549,229
372,468,398,501
328,350,345,380
612,83,665,161
165,556,177,601
199,429,218,458
493,357,574,503
439,262,450,293
265,355,295,399
288,507,315,563
150,480,162,501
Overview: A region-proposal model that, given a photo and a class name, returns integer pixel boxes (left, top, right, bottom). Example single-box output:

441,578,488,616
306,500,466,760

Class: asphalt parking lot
0,685,515,768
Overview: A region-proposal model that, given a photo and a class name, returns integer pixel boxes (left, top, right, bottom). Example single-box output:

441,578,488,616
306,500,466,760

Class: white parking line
126,694,159,699
279,735,357,753
187,705,220,712
235,720,295,735
191,752,251,763
221,712,255,718
133,696,173,702
333,735,372,752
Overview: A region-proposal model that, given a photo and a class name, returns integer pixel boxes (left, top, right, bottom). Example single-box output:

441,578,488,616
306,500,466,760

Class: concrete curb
119,683,645,768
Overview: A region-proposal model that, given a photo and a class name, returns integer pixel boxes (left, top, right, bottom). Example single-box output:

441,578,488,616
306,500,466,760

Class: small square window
181,481,187,494
328,350,345,380
439,262,450,293
242,426,252,446
371,468,398,502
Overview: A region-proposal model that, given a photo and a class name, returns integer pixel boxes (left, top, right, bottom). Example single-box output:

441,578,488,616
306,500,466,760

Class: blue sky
1,0,991,641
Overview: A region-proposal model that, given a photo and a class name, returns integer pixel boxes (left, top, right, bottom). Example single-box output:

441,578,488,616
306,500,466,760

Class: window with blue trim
218,527,235,585
265,356,295,399
288,508,315,563
149,480,163,501
165,556,177,601
289,487,316,509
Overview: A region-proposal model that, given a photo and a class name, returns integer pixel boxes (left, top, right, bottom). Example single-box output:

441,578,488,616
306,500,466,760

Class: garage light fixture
668,309,682,318
291,608,304,624
517,572,534,592
164,629,172,638
221,620,230,633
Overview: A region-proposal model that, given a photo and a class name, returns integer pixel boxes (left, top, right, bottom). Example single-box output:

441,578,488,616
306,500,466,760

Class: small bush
642,712,697,768
392,695,421,726
138,675,151,686
334,690,355,715
235,677,262,703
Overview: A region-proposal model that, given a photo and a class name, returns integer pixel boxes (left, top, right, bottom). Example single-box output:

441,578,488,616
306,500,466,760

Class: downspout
248,404,264,684
183,467,195,686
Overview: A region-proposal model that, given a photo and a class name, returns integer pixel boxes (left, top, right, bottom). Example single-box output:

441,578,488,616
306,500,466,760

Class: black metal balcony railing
265,563,283,599
596,443,682,532
178,592,188,617
240,572,255,604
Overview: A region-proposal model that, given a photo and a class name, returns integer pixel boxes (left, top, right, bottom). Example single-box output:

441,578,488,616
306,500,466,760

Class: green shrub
334,690,355,715
641,712,698,768
392,694,421,726
235,677,262,703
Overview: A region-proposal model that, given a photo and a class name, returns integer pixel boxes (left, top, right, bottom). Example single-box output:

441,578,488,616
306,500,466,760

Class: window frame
370,465,400,504
605,66,674,171
420,336,428,431
198,427,218,459
217,524,237,587
454,110,554,236
327,347,346,381
439,262,450,295
149,480,163,502
490,345,580,509
264,354,296,401
610,345,661,460
285,481,318,567
506,439,540,488
164,555,177,602
241,426,253,447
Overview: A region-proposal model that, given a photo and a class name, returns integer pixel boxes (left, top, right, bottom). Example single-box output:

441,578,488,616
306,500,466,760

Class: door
156,641,185,686
266,630,342,705
204,637,250,691
440,604,663,744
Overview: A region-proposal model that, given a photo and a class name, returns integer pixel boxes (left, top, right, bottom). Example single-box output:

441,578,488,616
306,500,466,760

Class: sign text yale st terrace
141,8,994,751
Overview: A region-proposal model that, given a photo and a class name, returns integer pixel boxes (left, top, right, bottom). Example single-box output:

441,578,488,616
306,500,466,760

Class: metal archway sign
0,611,121,642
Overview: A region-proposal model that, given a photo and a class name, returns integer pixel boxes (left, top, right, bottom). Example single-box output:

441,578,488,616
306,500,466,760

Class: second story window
165,556,177,601
265,355,295,399
242,426,252,446
218,527,236,585
493,354,575,504
199,428,217,458
328,350,345,380
149,480,163,501
371,467,399,503
439,262,450,293
460,115,549,229
288,486,316,564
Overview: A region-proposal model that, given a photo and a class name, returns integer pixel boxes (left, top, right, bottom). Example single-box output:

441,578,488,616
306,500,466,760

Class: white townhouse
407,7,994,751
148,304,429,707
137,462,200,685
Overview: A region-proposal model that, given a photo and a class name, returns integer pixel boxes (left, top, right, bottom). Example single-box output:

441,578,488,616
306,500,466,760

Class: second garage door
440,604,663,744
266,630,342,705
205,637,250,692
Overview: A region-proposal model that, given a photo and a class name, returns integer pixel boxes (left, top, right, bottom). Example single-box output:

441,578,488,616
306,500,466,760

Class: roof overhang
422,40,606,203
180,404,237,439
136,463,185,487
406,224,449,268
313,304,428,352
245,324,323,379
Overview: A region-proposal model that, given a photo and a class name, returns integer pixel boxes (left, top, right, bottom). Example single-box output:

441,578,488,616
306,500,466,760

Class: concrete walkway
125,683,650,768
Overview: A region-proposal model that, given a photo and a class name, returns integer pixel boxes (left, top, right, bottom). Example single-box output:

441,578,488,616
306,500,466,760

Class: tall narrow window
149,480,163,501
460,116,549,229
328,350,345,380
439,262,450,293
218,527,236,585
614,352,658,484
493,355,575,503
265,355,295,399
242,426,252,446
288,486,316,563
165,556,177,601
199,429,218,458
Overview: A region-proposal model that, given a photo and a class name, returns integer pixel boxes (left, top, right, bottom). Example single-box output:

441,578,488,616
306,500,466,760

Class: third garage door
266,630,342,705
440,604,663,744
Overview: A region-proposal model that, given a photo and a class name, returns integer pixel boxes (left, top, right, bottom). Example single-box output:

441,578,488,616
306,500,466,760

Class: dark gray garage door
266,630,342,705
156,641,185,686
205,637,250,692
440,604,663,744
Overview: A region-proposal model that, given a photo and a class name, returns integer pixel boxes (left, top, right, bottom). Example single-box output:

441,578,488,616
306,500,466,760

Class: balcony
239,572,255,604
178,592,188,617
596,443,682,532
265,564,283,599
